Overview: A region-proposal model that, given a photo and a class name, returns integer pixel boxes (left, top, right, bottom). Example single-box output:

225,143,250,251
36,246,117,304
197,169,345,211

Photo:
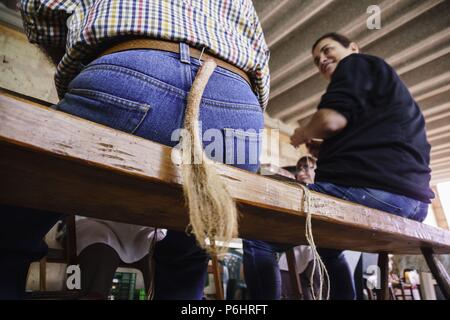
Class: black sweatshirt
315,53,434,203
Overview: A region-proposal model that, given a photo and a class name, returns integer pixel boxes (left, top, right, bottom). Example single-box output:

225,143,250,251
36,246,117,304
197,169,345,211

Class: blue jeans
243,182,428,300
56,44,263,300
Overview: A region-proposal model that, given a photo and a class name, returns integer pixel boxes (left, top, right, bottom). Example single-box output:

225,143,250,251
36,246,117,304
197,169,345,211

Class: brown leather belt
98,39,251,86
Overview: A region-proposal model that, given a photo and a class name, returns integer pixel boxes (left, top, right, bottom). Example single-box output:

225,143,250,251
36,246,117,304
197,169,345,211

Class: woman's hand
290,127,310,148
306,139,323,158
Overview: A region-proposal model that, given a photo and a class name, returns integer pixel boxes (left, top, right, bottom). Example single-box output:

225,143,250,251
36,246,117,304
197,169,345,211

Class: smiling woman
245,31,436,300
311,33,359,80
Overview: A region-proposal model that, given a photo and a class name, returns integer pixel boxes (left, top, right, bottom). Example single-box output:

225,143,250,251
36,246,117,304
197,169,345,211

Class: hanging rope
298,183,330,300
181,59,238,255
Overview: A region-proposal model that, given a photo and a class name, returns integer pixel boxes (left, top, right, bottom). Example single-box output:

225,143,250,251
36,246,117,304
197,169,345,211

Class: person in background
74,218,166,299
294,155,316,185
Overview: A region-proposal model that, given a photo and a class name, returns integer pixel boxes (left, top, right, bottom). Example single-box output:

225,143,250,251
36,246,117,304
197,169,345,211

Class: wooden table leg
421,247,450,300
389,286,396,300
378,252,390,300
211,255,224,300
286,248,303,300
400,281,406,300
39,256,47,291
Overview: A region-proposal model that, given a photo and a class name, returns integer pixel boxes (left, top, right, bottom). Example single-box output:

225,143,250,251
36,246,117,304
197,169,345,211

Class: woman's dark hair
311,33,352,52
296,155,317,170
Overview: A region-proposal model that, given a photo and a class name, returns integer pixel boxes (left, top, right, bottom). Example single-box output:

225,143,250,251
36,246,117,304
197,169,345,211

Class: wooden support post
378,252,390,300
39,256,47,291
389,286,396,300
211,255,224,300
286,248,303,300
431,187,449,230
419,272,437,300
399,281,406,300
65,214,78,265
421,247,450,300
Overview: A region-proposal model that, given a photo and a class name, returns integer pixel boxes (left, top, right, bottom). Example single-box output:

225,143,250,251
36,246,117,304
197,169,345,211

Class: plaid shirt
19,0,270,109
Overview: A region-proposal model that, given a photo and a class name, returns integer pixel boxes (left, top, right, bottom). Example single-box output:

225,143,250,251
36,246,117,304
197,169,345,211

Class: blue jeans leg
242,240,283,300
308,182,429,222
242,239,292,300
242,241,355,300
0,206,62,299
152,231,209,300
317,248,355,300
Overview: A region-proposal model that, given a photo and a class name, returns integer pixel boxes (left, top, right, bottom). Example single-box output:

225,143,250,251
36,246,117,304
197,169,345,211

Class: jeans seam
68,88,151,113
81,64,187,98
341,187,354,201
358,188,402,212
215,66,250,87
409,202,421,220
131,105,152,134
201,100,261,112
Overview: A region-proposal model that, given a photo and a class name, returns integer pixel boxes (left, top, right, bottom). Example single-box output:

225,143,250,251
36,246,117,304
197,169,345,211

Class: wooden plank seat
1,89,449,299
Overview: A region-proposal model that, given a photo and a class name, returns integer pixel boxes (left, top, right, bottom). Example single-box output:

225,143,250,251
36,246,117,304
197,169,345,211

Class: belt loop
179,43,191,64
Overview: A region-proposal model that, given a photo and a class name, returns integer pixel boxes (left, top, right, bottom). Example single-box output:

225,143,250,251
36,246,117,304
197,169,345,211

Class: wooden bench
1,89,449,299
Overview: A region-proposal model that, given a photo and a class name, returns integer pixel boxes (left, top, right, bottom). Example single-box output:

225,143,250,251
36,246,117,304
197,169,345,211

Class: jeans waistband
97,38,251,86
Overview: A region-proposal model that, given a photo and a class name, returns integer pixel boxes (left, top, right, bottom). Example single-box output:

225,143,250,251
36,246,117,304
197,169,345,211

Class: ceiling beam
423,102,450,118
259,0,292,26
429,130,450,142
266,0,334,48
416,84,450,103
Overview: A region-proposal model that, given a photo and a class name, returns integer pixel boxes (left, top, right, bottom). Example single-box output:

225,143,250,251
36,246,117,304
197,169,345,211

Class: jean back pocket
223,128,262,172
58,88,151,134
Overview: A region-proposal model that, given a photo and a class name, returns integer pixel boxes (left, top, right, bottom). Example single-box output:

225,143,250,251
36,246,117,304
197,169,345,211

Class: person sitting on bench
243,32,434,300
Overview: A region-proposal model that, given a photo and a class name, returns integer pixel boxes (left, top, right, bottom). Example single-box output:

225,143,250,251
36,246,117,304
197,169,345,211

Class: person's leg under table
152,231,209,300
242,239,292,300
0,205,61,299
77,243,121,299
316,248,355,300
